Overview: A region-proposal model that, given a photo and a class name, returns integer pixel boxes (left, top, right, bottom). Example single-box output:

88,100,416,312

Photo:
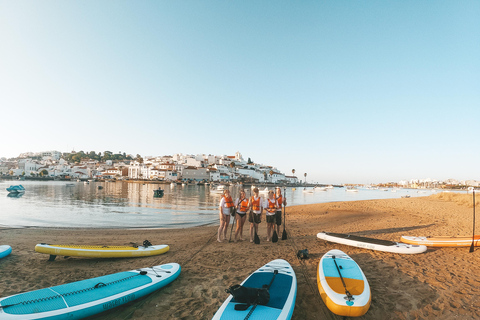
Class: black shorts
266,215,276,224
275,210,282,225
248,211,261,224
236,212,246,218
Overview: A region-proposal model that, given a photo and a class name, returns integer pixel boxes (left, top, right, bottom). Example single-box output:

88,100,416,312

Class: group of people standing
218,187,286,243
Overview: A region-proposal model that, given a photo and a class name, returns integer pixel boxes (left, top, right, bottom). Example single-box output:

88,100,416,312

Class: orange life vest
238,198,249,212
251,196,261,212
276,195,283,209
266,198,277,213
223,195,234,208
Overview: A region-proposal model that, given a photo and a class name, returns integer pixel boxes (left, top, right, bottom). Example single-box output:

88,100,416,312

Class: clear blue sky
1,1,479,184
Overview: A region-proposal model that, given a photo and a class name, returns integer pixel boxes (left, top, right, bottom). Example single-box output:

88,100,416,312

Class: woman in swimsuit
234,189,249,242
218,189,233,242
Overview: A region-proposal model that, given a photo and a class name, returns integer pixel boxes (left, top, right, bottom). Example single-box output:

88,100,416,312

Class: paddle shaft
332,256,353,301
282,187,287,240
229,197,245,242
470,190,476,253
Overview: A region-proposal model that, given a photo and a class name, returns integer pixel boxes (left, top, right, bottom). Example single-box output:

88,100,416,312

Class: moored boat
6,185,25,193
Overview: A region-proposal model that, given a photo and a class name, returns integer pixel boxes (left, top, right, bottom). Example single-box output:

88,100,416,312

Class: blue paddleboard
212,259,297,320
0,245,12,259
0,263,180,319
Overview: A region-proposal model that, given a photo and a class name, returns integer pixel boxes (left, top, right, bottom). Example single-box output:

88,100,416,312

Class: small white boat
259,187,269,194
302,188,314,194
314,186,327,191
345,186,358,192
210,185,225,194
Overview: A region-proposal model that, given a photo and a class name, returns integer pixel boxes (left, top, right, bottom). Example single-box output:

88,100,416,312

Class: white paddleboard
317,232,427,254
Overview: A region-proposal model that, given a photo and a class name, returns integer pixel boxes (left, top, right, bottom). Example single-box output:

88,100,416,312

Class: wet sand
1,192,479,319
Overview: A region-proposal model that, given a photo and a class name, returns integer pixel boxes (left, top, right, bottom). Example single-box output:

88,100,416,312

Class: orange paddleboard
400,235,480,247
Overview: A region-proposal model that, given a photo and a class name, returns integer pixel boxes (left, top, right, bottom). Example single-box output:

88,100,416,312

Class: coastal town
0,150,478,189
0,150,300,185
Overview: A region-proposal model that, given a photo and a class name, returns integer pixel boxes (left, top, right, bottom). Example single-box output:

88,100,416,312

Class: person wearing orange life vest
218,189,233,242
275,187,287,237
264,190,279,241
234,189,249,242
248,187,263,243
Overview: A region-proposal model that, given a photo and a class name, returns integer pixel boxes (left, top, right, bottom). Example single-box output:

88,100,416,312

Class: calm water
0,181,435,229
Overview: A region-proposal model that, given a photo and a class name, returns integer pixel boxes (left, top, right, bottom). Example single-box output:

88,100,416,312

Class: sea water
0,181,436,228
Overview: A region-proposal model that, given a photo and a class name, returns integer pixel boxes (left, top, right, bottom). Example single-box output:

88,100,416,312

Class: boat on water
6,185,25,193
153,188,164,197
302,188,314,193
210,185,226,194
259,187,269,194
345,186,358,192
314,186,327,191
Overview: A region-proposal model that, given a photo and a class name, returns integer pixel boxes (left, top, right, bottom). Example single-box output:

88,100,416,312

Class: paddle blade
254,231,260,244
272,230,278,243
470,243,475,253
282,228,287,240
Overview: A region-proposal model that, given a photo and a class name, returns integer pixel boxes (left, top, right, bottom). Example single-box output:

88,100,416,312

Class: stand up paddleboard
212,259,297,320
35,242,169,261
0,263,180,319
0,245,12,259
401,235,480,247
317,232,427,254
317,249,370,317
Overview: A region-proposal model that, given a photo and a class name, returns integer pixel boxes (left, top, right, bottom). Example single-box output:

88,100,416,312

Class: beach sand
1,192,480,319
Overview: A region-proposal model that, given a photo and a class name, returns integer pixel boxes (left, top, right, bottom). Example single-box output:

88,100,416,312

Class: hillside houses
0,150,299,184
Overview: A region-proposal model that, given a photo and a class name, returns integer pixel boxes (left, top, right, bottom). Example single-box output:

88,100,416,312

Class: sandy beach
1,192,479,319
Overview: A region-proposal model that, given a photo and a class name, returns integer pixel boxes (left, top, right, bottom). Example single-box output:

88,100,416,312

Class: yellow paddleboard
35,243,169,260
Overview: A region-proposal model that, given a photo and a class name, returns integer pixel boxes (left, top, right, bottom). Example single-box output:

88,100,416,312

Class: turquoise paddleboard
0,263,180,319
212,259,297,320
0,245,12,259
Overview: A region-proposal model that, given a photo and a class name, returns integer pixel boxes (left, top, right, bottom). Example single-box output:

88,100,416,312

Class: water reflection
0,181,435,229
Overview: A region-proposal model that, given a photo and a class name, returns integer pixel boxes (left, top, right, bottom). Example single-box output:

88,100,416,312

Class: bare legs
235,214,246,242
217,213,230,242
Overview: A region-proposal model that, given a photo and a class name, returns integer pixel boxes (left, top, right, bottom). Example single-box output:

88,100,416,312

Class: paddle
254,221,260,244
282,187,287,240
229,195,245,242
470,190,476,253
332,255,353,302
249,190,260,244
272,229,278,243
229,209,237,243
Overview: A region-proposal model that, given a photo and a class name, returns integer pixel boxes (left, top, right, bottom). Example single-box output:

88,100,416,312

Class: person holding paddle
264,190,279,241
248,187,263,243
218,189,233,242
234,189,249,242
275,187,286,238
